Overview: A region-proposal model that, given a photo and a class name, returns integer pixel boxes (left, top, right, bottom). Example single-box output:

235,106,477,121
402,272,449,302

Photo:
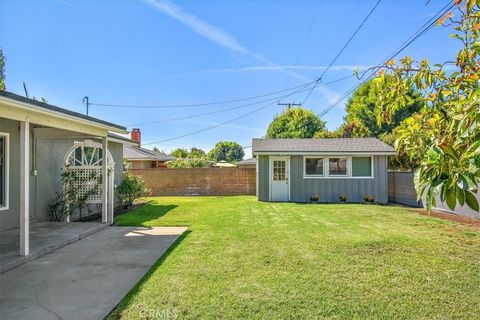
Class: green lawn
110,196,480,319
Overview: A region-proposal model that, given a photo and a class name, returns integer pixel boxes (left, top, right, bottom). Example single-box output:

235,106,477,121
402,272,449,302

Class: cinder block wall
130,168,256,196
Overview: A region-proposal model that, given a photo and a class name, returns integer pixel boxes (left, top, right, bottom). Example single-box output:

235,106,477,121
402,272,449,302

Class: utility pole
277,101,302,109
83,96,89,116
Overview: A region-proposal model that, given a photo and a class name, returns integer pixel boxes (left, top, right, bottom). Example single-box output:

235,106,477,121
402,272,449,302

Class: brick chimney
131,128,141,146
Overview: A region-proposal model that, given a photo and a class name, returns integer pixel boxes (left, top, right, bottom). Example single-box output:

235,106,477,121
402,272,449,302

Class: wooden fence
130,168,256,196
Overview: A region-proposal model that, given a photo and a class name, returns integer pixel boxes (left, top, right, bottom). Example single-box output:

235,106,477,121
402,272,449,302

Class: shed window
352,157,372,177
328,158,347,176
0,133,8,209
305,157,324,176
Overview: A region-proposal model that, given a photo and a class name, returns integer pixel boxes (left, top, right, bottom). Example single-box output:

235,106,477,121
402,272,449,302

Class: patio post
19,121,30,256
108,170,114,224
102,136,108,223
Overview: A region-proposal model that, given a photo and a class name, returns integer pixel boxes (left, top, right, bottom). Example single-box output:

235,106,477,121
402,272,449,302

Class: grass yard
110,196,480,319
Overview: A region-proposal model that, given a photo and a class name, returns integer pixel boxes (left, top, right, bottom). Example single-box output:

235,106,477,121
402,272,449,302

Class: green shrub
339,195,348,202
310,194,320,203
363,195,375,203
116,174,151,208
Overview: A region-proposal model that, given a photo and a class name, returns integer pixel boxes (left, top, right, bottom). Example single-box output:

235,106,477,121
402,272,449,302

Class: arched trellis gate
63,140,115,222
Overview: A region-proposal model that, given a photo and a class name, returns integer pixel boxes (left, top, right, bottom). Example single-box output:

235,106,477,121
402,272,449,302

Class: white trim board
0,132,9,211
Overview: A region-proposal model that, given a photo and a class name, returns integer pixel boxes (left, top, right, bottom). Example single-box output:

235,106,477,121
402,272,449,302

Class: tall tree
0,47,5,90
372,0,480,212
266,107,326,138
170,148,189,158
344,76,423,137
208,141,244,163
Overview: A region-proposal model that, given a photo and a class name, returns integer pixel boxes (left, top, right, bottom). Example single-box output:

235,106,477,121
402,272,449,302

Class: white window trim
303,156,325,178
328,156,349,177
0,132,9,211
302,155,374,179
351,156,374,179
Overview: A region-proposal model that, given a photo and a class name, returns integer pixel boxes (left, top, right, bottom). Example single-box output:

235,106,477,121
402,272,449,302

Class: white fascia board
0,96,127,134
253,151,397,156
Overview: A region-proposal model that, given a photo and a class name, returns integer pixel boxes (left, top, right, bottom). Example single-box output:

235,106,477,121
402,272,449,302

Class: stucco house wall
0,121,124,231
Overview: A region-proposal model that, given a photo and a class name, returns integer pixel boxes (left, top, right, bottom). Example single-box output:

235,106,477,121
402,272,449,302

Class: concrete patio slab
0,222,108,273
0,226,188,320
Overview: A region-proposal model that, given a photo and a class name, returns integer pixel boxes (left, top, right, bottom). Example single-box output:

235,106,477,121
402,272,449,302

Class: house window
328,157,347,176
305,157,324,176
352,157,372,177
0,133,8,210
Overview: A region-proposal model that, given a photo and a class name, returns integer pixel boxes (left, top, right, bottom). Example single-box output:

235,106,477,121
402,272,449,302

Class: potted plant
363,195,375,203
339,195,348,203
309,194,320,203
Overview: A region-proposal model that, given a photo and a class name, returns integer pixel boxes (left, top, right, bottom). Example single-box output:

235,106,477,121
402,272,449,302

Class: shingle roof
1,90,126,131
252,138,396,154
124,145,176,161
237,158,256,165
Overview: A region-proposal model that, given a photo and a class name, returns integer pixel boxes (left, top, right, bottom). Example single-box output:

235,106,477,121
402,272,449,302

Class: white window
304,157,324,177
328,157,347,176
0,133,9,210
352,156,373,177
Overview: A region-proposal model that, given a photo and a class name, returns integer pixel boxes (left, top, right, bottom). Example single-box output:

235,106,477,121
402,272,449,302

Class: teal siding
257,155,269,201
289,155,388,203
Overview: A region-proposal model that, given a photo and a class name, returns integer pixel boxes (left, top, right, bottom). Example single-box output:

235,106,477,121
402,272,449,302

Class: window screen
305,158,323,176
328,158,347,175
0,136,4,206
352,157,372,177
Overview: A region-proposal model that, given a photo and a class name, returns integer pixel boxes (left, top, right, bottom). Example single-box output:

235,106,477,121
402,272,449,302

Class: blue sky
0,0,459,157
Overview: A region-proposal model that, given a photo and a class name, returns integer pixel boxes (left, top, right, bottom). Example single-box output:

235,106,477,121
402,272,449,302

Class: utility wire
90,79,319,109
142,82,320,145
302,0,382,105
126,74,354,127
318,1,456,118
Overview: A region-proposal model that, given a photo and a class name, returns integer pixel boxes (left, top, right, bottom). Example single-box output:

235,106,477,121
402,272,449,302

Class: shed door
270,157,289,202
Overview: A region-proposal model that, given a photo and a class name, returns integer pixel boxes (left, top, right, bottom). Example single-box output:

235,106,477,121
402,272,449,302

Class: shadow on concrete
108,229,192,318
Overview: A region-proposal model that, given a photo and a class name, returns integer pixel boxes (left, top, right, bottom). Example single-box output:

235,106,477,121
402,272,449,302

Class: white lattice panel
68,168,102,203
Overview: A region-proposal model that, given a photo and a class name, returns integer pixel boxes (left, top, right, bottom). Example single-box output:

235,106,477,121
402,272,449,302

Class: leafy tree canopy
345,76,424,137
372,0,480,212
208,141,245,163
0,47,5,90
266,107,326,138
171,148,189,158
170,147,206,159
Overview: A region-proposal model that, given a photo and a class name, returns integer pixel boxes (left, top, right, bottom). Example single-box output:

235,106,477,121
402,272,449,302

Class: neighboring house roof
252,138,396,154
124,145,176,161
0,90,127,133
215,160,236,167
237,158,256,165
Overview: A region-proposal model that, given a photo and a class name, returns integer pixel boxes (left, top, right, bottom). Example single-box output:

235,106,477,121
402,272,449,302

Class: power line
89,79,319,109
302,0,383,105
318,1,456,118
124,75,354,127
142,82,320,145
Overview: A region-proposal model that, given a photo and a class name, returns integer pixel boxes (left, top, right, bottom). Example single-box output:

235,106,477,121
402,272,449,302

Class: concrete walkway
0,226,188,320
1,222,107,273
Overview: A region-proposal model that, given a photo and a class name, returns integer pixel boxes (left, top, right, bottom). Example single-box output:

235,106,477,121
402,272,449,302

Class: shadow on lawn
116,203,179,225
107,229,192,319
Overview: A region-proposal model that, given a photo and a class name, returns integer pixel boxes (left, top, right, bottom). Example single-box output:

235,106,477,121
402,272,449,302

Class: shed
252,138,396,203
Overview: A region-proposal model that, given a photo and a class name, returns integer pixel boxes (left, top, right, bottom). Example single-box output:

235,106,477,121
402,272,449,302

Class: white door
270,157,289,202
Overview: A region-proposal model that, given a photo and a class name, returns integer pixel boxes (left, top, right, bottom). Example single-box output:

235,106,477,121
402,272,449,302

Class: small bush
339,195,348,202
116,174,151,208
310,194,320,203
363,195,375,203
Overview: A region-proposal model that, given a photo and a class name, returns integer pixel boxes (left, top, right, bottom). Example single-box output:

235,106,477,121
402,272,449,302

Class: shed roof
237,158,256,165
252,138,396,154
124,145,176,161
